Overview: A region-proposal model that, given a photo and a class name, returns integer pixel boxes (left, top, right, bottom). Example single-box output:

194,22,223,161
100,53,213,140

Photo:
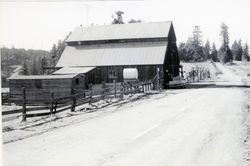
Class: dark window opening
35,80,42,89
108,66,116,79
75,78,79,85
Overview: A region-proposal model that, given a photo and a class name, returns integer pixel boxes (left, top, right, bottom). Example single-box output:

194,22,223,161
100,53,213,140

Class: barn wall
85,65,163,85
162,24,180,88
71,75,86,92
9,78,73,101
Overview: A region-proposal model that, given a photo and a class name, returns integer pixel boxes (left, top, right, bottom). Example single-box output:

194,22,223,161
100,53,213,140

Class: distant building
56,21,181,89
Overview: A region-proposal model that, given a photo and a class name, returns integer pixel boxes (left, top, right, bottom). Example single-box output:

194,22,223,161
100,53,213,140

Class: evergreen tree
232,39,243,61
191,26,205,61
220,23,229,49
242,42,249,61
204,40,211,60
51,44,57,59
218,22,233,64
56,40,65,60
178,42,186,61
128,19,142,23
31,56,38,75
21,62,29,75
112,11,124,24
192,26,203,47
211,43,218,62
231,40,238,59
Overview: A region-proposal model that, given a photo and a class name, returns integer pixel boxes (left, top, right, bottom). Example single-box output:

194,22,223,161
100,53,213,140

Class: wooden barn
56,21,181,89
8,74,85,101
8,21,181,102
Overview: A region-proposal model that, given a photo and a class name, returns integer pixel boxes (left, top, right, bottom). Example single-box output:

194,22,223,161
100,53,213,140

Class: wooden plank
2,106,49,115
2,115,21,122
26,112,51,117
56,105,72,113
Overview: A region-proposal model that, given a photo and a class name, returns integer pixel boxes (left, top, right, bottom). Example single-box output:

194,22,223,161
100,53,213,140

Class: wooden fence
185,67,210,84
2,79,158,121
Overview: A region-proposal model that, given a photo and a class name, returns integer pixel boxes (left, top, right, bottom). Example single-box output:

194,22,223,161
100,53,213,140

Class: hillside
1,47,50,87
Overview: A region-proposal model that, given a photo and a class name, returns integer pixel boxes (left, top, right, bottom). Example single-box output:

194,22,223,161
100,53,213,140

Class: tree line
1,47,50,87
178,23,250,63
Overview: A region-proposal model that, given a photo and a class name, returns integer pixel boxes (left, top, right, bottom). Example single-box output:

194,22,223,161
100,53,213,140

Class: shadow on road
186,84,250,89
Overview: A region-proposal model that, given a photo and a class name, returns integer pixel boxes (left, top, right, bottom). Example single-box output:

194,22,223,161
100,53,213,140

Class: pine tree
211,43,218,62
231,39,243,61
51,44,57,59
220,23,229,49
31,56,38,75
192,25,203,47
178,42,186,61
112,11,124,24
128,19,142,23
219,22,233,64
22,62,29,75
242,43,249,61
56,40,66,61
235,40,243,61
231,40,238,59
204,40,211,60
191,26,205,61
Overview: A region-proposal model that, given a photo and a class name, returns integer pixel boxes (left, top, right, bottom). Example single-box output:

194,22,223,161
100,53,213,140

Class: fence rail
185,67,210,84
2,79,158,121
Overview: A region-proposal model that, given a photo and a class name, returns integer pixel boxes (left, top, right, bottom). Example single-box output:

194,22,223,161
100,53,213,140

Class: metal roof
56,41,168,67
8,74,78,80
66,21,172,42
53,67,96,75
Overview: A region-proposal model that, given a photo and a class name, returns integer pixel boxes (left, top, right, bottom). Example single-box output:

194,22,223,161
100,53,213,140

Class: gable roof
8,74,78,80
57,21,174,67
56,41,167,67
66,21,172,42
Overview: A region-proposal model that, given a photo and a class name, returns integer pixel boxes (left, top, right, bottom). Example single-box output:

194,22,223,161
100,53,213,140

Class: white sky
0,0,250,51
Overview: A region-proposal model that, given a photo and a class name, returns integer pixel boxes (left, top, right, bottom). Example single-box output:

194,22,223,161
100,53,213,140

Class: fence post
129,83,133,94
142,82,145,93
197,68,200,82
71,95,76,112
192,70,195,82
54,101,57,114
125,84,127,93
102,81,105,100
89,84,93,104
113,80,117,98
120,82,124,98
50,91,54,115
1,93,4,105
136,83,139,93
22,87,26,122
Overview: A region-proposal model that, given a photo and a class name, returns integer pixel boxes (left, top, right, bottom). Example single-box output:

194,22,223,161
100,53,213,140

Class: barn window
108,66,116,79
35,80,42,89
75,78,79,85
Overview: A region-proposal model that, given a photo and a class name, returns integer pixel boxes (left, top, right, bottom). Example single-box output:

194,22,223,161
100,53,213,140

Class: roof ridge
67,21,172,42
76,21,172,28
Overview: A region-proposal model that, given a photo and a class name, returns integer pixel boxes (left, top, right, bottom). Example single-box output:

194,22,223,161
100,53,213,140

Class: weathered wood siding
85,65,163,85
9,78,73,101
71,75,85,91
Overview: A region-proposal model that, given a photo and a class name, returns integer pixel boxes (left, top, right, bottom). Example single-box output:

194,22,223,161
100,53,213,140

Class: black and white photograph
0,0,250,165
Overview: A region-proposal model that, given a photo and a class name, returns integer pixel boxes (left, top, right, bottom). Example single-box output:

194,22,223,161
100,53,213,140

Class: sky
0,0,250,51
